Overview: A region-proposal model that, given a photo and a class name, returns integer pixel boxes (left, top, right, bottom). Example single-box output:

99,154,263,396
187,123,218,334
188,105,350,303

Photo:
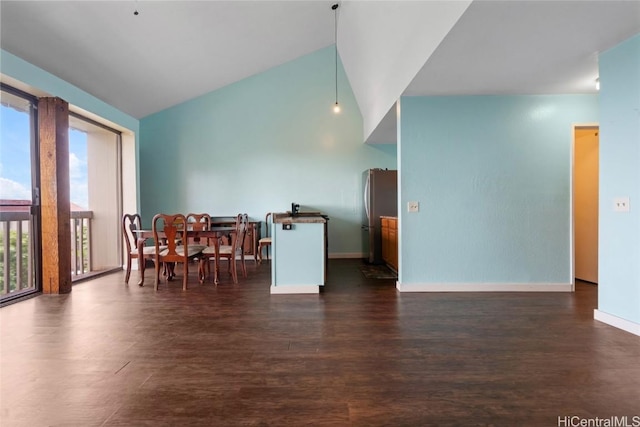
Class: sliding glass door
0,85,40,302
68,114,122,278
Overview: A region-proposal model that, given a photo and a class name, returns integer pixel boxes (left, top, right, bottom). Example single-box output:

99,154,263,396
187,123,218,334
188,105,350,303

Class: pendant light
332,3,340,114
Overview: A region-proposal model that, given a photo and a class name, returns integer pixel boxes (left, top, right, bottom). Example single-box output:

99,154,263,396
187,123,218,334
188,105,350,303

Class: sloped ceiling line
337,0,472,143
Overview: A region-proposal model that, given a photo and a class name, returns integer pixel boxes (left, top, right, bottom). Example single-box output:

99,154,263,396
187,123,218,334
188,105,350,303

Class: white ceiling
406,0,640,96
1,0,337,118
367,0,640,143
2,0,639,139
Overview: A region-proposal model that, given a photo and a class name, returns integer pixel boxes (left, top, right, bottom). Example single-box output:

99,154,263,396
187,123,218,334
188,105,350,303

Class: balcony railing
71,211,93,278
0,210,94,297
0,211,34,296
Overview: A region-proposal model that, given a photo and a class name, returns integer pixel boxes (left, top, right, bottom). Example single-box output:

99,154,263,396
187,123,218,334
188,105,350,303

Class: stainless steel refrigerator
362,169,397,264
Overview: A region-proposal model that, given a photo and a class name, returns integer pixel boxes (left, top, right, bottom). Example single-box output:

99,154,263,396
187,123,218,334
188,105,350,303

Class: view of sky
0,103,88,208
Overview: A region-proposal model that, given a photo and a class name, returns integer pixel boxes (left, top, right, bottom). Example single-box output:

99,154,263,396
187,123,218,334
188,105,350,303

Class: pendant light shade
332,3,340,114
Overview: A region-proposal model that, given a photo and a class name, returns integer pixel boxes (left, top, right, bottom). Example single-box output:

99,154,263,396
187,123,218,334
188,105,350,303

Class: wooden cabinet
381,218,390,262
210,216,261,259
381,216,398,271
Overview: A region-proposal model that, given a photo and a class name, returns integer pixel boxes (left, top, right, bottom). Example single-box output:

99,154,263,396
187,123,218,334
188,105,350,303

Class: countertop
273,212,327,224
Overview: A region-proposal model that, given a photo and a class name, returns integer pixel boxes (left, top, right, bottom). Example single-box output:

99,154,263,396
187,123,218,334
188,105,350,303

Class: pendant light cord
333,3,339,105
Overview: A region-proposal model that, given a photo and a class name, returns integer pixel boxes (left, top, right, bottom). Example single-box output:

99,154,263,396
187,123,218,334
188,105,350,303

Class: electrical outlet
614,197,630,212
408,201,419,213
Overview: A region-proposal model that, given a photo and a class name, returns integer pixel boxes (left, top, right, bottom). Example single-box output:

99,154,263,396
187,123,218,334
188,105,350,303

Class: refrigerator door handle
364,173,370,221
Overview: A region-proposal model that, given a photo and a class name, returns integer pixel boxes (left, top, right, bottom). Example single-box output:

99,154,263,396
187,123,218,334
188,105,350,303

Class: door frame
570,123,599,289
0,83,42,303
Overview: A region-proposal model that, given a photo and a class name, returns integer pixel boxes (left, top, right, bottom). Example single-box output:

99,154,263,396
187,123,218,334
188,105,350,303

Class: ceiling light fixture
332,3,340,114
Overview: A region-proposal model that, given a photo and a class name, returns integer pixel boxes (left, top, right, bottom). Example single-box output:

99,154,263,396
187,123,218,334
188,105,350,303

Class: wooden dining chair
186,213,211,282
186,213,211,250
122,213,163,284
202,213,248,284
256,212,272,264
152,213,203,291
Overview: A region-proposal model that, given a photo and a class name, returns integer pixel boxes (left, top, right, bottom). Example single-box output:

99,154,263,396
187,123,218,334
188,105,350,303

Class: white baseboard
270,285,320,294
396,282,573,292
594,309,640,336
328,252,364,259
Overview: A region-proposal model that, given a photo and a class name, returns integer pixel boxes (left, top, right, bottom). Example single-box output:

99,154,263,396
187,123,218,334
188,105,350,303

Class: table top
133,226,236,236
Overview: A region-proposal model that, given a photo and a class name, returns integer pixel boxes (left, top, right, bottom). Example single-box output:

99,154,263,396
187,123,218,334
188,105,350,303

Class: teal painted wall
598,34,640,324
139,46,396,256
399,95,598,285
0,50,139,133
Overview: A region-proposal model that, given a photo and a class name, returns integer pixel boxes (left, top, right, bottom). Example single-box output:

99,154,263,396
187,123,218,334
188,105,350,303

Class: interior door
574,127,599,283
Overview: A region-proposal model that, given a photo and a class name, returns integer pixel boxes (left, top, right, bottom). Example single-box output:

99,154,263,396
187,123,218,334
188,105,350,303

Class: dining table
134,226,236,287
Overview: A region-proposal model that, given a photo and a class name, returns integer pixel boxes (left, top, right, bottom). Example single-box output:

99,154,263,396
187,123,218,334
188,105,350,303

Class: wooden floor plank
1,259,639,426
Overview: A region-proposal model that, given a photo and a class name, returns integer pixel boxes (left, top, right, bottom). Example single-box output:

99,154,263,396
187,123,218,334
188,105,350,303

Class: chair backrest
122,213,142,254
265,212,272,238
229,213,249,253
152,213,187,262
238,213,249,252
186,213,211,245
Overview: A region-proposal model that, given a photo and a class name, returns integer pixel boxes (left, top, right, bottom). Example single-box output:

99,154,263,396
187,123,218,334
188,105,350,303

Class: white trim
270,285,320,294
328,252,364,259
396,282,573,292
594,309,640,336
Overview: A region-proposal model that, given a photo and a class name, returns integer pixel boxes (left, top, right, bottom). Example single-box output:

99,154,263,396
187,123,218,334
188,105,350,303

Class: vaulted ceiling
1,1,639,143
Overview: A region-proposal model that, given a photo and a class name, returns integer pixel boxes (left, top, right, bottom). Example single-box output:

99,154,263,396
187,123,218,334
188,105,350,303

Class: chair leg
230,257,238,284
210,258,218,285
166,263,175,280
154,260,161,291
240,253,247,278
183,262,188,291
257,243,263,264
125,255,132,283
198,258,206,284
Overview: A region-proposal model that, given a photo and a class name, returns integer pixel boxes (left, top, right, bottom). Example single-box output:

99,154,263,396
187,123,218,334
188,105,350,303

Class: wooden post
39,97,72,294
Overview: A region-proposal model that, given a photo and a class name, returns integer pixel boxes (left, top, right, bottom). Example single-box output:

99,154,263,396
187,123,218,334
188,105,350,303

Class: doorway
573,126,599,284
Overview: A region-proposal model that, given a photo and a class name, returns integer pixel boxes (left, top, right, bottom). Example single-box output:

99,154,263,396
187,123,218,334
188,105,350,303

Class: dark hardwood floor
1,259,639,426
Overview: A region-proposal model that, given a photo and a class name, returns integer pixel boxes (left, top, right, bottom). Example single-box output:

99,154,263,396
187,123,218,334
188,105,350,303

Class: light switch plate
408,201,419,213
614,197,630,212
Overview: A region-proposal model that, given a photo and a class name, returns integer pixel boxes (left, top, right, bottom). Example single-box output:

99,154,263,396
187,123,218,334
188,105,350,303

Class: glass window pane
0,88,37,298
1,91,33,200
